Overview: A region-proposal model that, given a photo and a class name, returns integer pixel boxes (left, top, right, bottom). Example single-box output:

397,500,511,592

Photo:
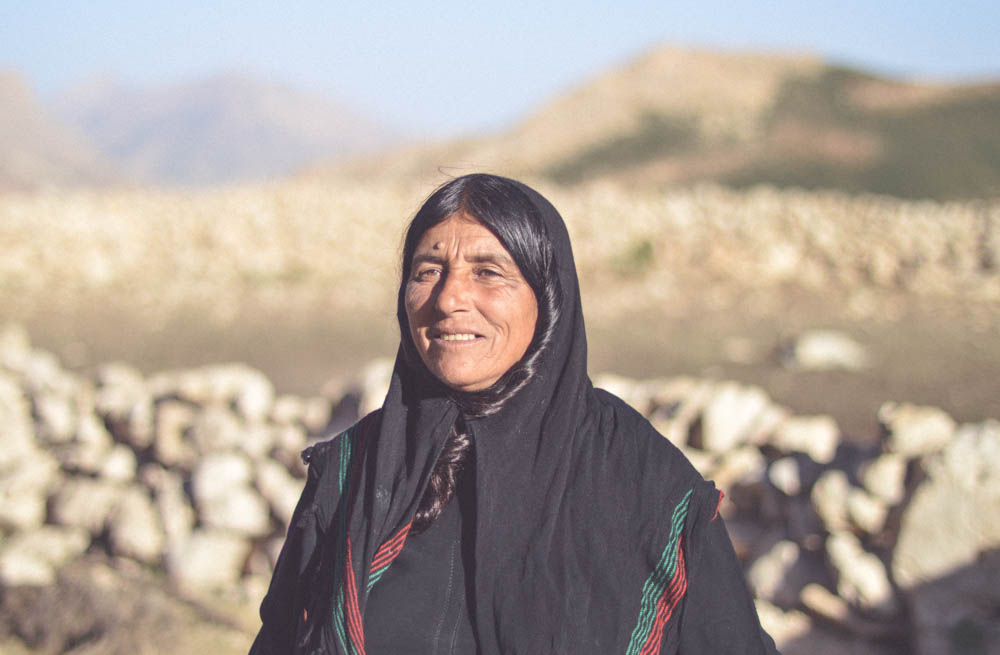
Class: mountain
0,71,121,190
326,46,1000,200
56,73,400,186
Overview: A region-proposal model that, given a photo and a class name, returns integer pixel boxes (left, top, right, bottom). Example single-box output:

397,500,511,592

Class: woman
251,174,778,654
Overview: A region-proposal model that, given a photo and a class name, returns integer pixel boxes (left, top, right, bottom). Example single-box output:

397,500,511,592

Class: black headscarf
252,175,760,654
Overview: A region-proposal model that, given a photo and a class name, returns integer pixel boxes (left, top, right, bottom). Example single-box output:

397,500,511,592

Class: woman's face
405,213,539,392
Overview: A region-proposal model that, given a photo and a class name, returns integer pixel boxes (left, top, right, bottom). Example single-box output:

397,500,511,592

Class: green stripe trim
625,488,693,655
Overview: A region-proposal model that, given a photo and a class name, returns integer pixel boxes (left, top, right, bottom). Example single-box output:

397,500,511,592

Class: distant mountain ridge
0,71,400,189
327,46,1000,200
0,71,120,190
55,73,400,186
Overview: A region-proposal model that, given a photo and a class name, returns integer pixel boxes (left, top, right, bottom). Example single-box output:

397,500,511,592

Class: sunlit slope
324,46,1000,200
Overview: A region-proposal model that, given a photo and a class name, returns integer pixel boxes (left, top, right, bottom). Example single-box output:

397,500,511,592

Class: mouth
430,330,484,343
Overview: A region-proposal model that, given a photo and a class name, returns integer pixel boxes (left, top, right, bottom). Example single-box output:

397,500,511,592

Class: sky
2,1,999,137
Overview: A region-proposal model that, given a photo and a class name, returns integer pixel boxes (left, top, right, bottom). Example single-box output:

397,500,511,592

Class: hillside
56,73,401,186
325,46,1000,200
0,72,121,190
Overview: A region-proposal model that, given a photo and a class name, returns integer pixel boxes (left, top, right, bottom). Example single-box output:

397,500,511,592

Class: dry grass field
2,176,998,441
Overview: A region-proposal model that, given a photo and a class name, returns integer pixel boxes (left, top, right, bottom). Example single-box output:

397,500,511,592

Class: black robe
250,176,778,654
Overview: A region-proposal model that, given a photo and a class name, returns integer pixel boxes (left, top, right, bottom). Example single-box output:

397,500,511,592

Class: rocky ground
1,179,999,652
1,323,998,654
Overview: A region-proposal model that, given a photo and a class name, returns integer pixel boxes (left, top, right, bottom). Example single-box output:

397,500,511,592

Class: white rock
827,531,897,614
49,477,123,534
878,402,956,457
0,453,60,529
847,487,888,534
772,415,840,464
167,529,252,589
754,599,811,650
811,469,851,532
860,453,907,505
57,412,114,473
33,392,77,443
302,396,333,435
240,421,276,460
190,404,244,452
142,465,195,552
0,372,37,467
700,382,773,452
108,486,165,564
893,420,1000,589
256,459,304,527
768,457,802,496
748,540,800,602
271,394,304,425
711,445,767,492
785,329,870,371
0,525,90,586
95,362,154,448
198,486,271,537
100,443,138,482
153,400,197,468
192,452,253,503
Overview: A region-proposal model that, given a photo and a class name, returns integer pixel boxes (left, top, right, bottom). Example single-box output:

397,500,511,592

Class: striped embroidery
368,521,413,590
326,416,376,655
625,488,693,655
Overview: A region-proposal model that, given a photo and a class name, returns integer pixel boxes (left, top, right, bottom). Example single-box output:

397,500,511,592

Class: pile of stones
1,323,997,654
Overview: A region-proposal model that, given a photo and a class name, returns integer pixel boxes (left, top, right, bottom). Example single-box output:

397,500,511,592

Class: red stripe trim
712,490,725,521
343,536,366,654
638,537,688,655
370,521,413,571
341,415,377,654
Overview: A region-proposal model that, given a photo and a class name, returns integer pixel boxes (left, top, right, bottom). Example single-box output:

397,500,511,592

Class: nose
433,270,471,314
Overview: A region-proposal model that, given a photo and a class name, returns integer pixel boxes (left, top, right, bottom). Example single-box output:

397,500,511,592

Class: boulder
166,529,252,589
197,486,271,537
772,415,840,464
49,477,123,534
859,453,907,505
878,402,956,457
153,399,198,468
827,532,897,615
0,525,89,586
0,452,60,529
256,459,305,527
108,486,165,564
783,329,871,371
768,457,802,496
699,382,774,452
191,452,253,504
811,469,851,533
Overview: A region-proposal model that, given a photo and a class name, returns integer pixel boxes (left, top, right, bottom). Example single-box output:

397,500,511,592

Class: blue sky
2,1,998,136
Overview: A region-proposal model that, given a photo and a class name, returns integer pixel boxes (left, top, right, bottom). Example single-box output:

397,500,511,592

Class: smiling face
404,213,539,392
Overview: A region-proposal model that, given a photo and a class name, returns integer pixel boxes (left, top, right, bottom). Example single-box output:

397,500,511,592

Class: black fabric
364,471,477,654
251,176,778,655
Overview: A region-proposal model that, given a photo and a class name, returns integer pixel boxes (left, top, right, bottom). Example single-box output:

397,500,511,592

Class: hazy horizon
3,1,999,138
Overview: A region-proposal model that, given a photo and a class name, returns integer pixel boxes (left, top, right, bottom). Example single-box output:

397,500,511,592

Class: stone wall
1,322,997,654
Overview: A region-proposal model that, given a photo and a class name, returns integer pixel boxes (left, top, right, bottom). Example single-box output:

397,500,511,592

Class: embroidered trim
367,521,414,590
625,487,692,655
712,489,725,522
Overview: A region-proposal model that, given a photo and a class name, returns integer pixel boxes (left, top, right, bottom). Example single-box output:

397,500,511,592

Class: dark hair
399,174,561,532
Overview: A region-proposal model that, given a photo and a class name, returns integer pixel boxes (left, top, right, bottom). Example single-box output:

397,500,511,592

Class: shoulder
591,386,703,484
300,409,383,474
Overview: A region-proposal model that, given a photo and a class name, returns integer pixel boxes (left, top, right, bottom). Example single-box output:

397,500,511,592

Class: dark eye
477,267,502,278
414,267,441,281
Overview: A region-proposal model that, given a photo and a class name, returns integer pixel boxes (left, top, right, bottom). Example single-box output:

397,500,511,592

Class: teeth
440,333,477,341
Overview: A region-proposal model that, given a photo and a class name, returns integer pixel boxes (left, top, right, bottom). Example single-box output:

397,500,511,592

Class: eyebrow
411,251,517,268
